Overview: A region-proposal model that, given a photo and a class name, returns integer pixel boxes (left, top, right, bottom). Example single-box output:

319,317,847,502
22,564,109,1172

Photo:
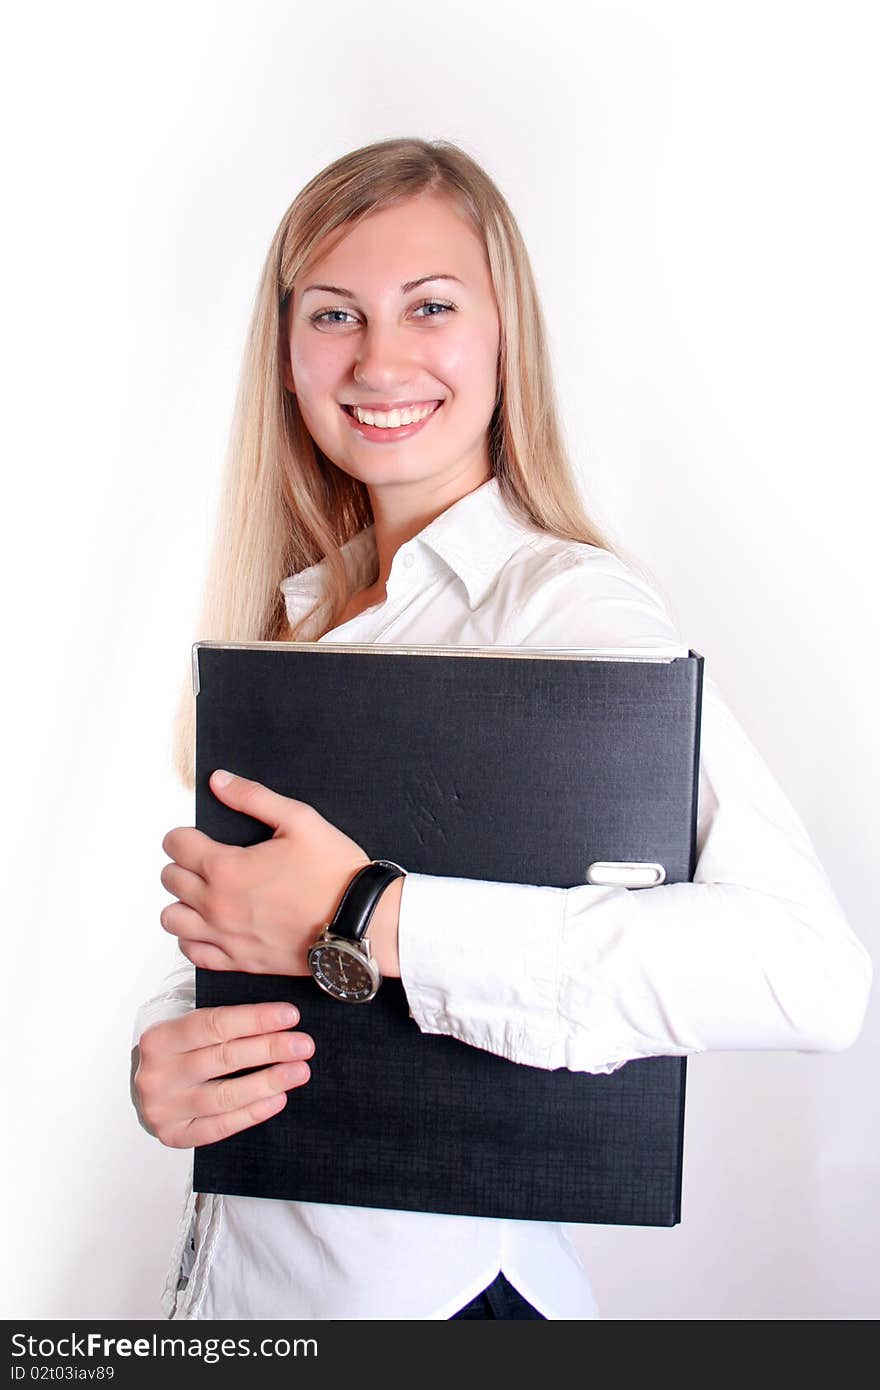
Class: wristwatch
307,859,406,1003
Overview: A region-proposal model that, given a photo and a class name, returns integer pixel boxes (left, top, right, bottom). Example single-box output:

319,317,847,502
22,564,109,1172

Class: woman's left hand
159,769,371,976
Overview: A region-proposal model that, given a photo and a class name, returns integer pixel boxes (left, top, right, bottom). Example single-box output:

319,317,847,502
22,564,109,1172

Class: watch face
309,942,378,1002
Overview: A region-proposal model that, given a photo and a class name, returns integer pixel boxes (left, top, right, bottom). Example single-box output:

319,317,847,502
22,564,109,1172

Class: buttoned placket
319,544,429,643
165,1182,224,1319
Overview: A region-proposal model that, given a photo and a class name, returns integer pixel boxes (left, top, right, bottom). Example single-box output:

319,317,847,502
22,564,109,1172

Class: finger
160,899,212,944
160,902,233,970
141,1001,301,1058
177,939,237,971
166,1088,292,1150
198,1056,311,1114
178,1025,315,1086
208,769,306,833
182,1058,311,1132
161,826,223,878
155,1054,312,1126
160,862,207,913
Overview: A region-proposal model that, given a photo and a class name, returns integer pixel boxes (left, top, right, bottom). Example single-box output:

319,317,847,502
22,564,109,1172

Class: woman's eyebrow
301,274,464,299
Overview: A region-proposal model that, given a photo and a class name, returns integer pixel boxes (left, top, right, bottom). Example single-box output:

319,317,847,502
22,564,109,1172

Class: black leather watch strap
328,860,406,943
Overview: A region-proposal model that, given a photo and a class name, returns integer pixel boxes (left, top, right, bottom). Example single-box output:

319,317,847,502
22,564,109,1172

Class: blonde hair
171,135,645,789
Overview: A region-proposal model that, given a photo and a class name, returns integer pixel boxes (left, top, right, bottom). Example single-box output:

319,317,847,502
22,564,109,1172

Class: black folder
192,641,703,1226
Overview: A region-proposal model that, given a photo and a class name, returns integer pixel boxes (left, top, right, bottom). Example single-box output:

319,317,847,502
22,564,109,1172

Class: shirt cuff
130,948,196,1050
398,870,571,1068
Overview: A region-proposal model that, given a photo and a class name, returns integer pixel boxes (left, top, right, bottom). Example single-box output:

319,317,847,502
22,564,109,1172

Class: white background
2,0,877,1320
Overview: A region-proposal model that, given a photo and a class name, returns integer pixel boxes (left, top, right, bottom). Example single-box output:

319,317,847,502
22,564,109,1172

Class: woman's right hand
132,1001,314,1148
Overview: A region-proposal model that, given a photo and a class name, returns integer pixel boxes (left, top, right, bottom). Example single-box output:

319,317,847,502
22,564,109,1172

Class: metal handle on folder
586,861,667,888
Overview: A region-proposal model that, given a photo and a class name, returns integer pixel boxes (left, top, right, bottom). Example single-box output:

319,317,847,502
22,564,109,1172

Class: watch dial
310,945,376,1001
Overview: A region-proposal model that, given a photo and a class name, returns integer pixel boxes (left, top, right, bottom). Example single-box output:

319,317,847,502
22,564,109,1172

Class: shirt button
402,551,415,569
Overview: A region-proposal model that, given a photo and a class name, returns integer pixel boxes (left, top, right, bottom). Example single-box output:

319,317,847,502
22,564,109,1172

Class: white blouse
131,474,871,1320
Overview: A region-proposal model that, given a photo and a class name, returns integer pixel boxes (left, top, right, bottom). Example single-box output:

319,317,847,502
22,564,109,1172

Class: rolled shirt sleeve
397,551,873,1073
131,945,196,1052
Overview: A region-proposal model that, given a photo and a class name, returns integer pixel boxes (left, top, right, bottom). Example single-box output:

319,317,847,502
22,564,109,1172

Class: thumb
209,769,295,831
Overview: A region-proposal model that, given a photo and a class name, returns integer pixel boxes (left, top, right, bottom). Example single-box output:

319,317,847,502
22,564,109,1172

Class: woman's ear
279,294,296,395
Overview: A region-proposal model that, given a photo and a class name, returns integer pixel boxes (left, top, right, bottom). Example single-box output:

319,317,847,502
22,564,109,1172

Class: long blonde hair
171,136,645,789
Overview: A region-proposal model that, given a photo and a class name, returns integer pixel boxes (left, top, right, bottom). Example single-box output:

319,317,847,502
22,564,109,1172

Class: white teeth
353,402,438,427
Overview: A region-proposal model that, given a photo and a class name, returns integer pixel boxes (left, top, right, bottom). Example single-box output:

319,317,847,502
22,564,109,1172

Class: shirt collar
280,475,536,619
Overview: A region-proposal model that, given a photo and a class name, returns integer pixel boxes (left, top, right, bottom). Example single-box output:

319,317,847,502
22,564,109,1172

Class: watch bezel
307,931,382,1003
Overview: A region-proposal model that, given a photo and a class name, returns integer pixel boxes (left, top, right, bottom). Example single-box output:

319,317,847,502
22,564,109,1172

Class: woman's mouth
340,399,443,443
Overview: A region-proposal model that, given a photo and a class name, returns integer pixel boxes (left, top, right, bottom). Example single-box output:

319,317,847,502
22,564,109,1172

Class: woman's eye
310,308,358,326
309,299,456,327
411,299,455,318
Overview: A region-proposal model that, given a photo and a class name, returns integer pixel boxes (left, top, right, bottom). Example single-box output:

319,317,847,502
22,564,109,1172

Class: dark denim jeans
448,1271,546,1319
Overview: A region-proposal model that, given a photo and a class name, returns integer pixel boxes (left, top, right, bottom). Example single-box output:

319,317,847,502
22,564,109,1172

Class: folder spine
682,650,705,880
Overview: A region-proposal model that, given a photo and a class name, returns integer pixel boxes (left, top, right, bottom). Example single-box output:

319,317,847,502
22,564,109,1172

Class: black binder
191,641,704,1226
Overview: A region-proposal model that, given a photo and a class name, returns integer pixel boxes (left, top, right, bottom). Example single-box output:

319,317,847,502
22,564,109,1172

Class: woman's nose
352,320,420,387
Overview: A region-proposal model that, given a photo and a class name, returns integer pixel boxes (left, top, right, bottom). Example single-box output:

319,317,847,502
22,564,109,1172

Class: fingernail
212,769,233,787
276,1004,298,1025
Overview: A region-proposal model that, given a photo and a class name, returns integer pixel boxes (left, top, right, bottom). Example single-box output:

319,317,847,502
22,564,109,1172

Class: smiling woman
279,190,501,497
131,135,872,1324
162,137,610,769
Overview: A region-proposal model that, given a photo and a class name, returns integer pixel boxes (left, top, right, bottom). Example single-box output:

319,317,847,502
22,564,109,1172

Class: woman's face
282,191,501,499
